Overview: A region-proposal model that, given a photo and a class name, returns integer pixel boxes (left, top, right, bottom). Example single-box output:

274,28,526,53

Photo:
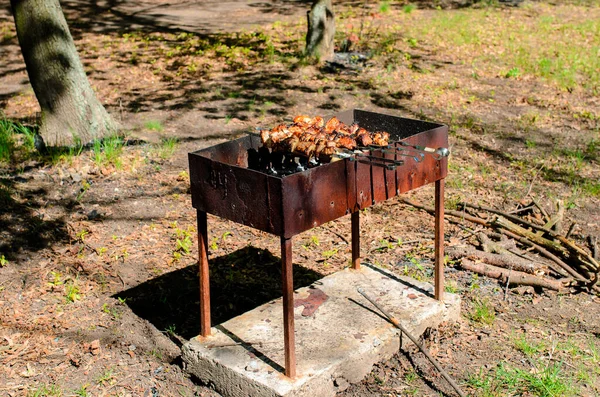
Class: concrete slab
182,264,460,397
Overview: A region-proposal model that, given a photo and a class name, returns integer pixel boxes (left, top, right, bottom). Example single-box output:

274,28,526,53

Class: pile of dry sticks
402,197,599,295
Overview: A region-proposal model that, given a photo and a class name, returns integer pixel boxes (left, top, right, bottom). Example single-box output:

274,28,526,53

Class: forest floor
1,0,600,396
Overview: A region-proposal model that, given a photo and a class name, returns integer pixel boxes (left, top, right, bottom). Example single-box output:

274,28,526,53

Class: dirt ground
1,1,599,396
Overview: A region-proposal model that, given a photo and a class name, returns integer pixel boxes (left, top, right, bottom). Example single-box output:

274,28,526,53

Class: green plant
92,135,124,169
468,297,495,325
65,279,81,303
322,248,338,260
513,334,546,357
445,280,459,293
403,3,416,13
374,238,395,252
76,180,91,202
165,324,176,336
144,119,164,132
0,118,15,162
379,0,391,14
48,271,63,287
27,383,62,397
172,225,196,260
102,303,120,319
73,384,90,397
96,368,115,386
156,137,178,159
505,67,521,78
468,360,577,396
0,254,7,267
76,229,90,242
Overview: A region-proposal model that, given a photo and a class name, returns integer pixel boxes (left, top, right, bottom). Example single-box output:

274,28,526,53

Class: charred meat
260,116,390,160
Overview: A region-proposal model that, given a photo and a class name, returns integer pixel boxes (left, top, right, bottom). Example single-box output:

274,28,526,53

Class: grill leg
351,211,360,270
434,179,445,301
198,210,211,337
281,237,296,378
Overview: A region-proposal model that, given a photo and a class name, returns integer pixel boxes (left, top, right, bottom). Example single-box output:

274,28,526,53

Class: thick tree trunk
10,0,116,147
305,0,335,61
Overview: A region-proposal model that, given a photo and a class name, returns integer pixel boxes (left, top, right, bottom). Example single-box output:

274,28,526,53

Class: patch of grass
45,144,84,166
403,3,416,14
0,118,16,162
144,119,164,132
582,180,600,197
403,5,600,93
468,297,496,325
513,334,546,357
379,1,391,14
444,280,459,293
27,384,62,397
155,137,178,159
93,135,124,169
468,361,578,397
72,384,90,397
505,67,521,78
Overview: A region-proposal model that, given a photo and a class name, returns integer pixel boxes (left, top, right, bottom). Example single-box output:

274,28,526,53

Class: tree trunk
10,0,116,147
305,0,335,61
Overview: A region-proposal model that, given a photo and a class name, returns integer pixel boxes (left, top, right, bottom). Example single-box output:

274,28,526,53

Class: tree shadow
114,246,324,340
0,177,70,259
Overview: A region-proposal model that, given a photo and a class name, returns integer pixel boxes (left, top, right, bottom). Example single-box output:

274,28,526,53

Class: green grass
144,119,164,132
0,119,16,162
403,4,416,14
379,1,391,14
468,297,496,325
467,361,577,397
92,135,124,169
513,334,547,357
401,4,600,93
155,137,178,159
0,118,37,163
27,384,62,397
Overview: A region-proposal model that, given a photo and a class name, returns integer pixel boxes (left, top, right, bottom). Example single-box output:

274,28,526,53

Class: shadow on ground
115,246,324,340
0,177,70,259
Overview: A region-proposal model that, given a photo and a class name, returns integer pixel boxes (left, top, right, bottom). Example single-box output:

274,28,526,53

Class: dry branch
459,259,565,291
402,197,597,293
532,198,551,223
498,229,585,281
492,216,568,256
447,245,538,274
460,203,599,272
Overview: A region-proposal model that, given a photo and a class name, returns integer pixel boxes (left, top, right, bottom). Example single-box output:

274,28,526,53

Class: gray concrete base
182,264,460,397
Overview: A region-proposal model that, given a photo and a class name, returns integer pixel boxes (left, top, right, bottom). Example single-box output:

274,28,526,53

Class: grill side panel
281,159,349,238
189,146,283,235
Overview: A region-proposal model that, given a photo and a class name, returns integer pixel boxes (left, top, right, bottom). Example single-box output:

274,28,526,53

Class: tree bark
305,0,335,61
10,0,116,147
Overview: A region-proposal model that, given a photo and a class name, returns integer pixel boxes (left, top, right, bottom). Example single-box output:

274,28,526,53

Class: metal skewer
357,287,467,397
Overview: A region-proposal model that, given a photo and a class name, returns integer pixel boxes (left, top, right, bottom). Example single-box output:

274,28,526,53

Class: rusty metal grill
188,109,448,378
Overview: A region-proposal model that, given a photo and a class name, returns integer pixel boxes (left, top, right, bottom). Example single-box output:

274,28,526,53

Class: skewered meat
259,115,390,160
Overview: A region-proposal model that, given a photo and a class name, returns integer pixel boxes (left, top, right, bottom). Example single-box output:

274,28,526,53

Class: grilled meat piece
324,117,341,133
372,131,390,147
261,115,390,159
335,134,357,150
